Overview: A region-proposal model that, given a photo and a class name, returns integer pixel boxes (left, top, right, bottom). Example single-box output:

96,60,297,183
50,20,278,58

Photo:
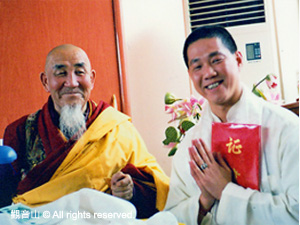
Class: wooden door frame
112,0,131,116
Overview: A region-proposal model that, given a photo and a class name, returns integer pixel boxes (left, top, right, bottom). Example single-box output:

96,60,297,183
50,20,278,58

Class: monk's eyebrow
53,63,86,70
74,62,85,68
54,64,66,70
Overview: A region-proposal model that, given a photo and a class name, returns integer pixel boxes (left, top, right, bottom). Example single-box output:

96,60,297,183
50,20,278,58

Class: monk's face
40,45,95,113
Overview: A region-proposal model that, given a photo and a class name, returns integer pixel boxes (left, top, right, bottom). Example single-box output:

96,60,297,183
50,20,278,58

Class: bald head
40,44,96,113
45,44,92,72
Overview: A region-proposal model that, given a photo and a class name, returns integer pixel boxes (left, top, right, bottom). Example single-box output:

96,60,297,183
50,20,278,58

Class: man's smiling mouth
206,81,223,90
60,88,84,97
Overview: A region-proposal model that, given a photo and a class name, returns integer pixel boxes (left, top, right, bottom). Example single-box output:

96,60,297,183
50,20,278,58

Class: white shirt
164,87,299,225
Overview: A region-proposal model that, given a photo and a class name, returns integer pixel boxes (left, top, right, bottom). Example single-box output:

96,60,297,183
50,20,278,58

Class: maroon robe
1,97,158,218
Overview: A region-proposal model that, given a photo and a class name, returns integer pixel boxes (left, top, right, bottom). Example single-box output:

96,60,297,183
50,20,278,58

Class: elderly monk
0,44,169,218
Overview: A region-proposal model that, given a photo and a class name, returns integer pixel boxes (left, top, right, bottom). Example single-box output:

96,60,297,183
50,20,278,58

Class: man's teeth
207,82,220,90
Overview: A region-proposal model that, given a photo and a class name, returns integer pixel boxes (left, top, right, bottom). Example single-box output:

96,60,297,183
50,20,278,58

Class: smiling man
1,44,169,219
186,35,243,122
41,45,96,140
164,26,299,225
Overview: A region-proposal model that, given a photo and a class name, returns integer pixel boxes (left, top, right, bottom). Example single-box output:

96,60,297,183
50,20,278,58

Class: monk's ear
90,69,96,89
40,72,50,92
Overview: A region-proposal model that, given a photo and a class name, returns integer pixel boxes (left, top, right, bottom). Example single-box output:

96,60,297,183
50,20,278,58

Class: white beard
59,104,86,140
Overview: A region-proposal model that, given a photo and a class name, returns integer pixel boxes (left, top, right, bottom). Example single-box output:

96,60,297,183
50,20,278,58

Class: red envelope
211,122,261,190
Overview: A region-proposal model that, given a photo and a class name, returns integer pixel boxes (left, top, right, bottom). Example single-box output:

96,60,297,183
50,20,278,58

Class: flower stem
252,76,267,92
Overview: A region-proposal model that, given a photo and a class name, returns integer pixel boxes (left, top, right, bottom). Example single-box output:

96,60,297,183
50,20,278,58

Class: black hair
183,25,238,68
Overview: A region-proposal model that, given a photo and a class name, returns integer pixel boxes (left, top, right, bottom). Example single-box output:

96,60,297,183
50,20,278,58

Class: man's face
41,47,95,113
187,37,243,108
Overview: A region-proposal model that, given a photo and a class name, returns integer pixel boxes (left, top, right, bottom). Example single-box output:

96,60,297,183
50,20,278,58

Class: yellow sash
13,107,169,211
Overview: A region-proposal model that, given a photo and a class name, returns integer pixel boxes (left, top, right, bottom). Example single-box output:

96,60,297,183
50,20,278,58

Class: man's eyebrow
189,51,223,66
54,64,66,70
209,51,222,58
74,62,85,68
189,58,200,67
53,63,86,70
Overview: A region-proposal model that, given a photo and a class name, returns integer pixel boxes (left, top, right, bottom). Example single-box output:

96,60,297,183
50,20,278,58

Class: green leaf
252,88,267,100
163,126,179,145
168,146,178,156
165,126,179,140
163,138,176,145
181,120,195,132
162,139,169,145
252,88,261,97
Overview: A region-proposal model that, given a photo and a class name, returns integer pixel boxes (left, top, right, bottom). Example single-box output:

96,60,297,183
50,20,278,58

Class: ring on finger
200,163,208,170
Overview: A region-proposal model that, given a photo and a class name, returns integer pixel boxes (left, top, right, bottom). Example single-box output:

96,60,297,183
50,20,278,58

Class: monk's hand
111,171,134,200
189,138,232,201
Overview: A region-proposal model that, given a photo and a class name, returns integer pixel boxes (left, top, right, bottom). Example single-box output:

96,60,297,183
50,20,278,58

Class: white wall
273,0,299,103
119,0,190,175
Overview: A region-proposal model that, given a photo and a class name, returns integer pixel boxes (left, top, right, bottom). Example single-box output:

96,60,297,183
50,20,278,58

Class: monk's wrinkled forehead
45,44,91,71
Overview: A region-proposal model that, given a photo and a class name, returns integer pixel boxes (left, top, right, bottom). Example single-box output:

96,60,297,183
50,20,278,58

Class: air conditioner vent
188,0,266,30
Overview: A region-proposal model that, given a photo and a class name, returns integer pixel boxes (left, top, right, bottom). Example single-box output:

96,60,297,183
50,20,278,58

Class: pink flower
190,96,199,105
264,91,280,104
190,95,205,106
163,93,205,156
271,93,280,101
165,105,178,122
164,142,177,149
266,74,278,89
180,100,193,116
165,105,174,113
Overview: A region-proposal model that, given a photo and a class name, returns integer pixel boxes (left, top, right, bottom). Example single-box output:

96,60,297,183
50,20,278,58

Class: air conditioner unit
184,0,299,104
